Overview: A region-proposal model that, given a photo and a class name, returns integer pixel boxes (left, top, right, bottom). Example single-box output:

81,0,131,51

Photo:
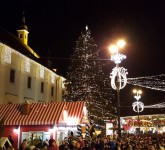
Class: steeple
17,12,29,45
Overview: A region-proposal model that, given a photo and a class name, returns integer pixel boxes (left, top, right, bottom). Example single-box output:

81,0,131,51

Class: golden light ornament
95,130,101,135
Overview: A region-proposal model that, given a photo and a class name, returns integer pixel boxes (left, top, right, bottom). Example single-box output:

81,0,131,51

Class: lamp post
132,89,144,134
109,40,128,139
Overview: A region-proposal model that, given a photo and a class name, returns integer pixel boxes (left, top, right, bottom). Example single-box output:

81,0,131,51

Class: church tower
17,13,29,45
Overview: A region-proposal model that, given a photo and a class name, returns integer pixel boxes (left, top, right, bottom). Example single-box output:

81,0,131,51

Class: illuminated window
10,69,15,83
51,74,55,84
3,47,11,64
20,34,23,38
40,66,44,78
41,82,44,93
51,87,54,96
25,59,30,72
27,76,31,89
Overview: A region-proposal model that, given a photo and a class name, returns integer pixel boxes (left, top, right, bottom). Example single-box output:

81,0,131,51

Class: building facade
0,16,66,104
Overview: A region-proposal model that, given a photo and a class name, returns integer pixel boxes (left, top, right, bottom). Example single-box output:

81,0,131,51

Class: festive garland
127,74,165,108
144,102,165,108
127,74,165,91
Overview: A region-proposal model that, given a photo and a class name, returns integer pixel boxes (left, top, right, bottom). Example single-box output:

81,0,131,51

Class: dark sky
0,0,165,109
1,0,165,77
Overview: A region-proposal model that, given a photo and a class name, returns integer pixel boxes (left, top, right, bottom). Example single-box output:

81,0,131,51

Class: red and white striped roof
66,101,85,118
0,101,85,125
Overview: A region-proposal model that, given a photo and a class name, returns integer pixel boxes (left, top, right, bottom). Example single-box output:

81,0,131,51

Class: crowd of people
59,133,165,150
18,133,165,150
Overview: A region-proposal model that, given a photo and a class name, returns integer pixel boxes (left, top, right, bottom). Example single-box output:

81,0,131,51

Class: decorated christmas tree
65,26,116,134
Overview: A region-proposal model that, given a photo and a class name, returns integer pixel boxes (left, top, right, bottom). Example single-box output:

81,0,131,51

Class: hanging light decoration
128,74,165,91
110,66,128,90
132,101,144,113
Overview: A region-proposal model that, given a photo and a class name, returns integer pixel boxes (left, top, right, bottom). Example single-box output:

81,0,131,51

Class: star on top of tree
85,25,88,31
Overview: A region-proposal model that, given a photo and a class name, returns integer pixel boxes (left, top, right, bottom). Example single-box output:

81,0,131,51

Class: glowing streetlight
117,40,126,48
133,89,142,101
132,89,144,134
109,40,127,65
109,44,118,54
109,39,128,139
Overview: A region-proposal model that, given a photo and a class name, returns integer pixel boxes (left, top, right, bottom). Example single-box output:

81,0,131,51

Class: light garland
145,102,165,108
127,74,165,91
128,74,165,109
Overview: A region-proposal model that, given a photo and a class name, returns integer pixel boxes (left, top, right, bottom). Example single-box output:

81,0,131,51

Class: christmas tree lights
65,26,115,133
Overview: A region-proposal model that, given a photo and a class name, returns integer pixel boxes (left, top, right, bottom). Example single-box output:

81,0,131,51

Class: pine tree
65,26,116,134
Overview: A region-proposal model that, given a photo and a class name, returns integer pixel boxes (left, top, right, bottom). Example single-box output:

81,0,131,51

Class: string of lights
144,102,165,108
127,74,165,91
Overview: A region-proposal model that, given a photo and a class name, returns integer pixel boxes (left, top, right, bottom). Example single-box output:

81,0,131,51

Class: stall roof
0,101,85,125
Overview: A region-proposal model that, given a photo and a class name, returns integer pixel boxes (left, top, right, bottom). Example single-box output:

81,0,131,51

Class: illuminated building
0,15,66,104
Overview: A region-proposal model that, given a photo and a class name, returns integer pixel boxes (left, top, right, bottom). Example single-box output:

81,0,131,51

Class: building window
51,74,55,84
41,82,44,93
25,58,30,72
27,77,31,89
10,69,15,83
20,34,23,38
51,87,54,96
40,66,44,78
3,47,11,64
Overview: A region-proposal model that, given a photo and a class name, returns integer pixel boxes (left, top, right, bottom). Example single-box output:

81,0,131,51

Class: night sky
0,0,165,111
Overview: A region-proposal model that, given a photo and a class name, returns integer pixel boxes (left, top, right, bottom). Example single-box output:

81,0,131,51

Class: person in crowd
43,139,49,150
59,139,69,150
48,139,58,150
94,136,104,150
82,140,91,150
68,131,74,150
20,139,28,150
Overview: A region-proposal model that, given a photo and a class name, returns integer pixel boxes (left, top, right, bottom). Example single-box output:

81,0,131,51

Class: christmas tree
65,26,116,134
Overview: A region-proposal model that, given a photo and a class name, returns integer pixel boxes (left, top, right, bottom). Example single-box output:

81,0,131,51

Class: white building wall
0,44,7,103
58,77,63,102
0,43,66,104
